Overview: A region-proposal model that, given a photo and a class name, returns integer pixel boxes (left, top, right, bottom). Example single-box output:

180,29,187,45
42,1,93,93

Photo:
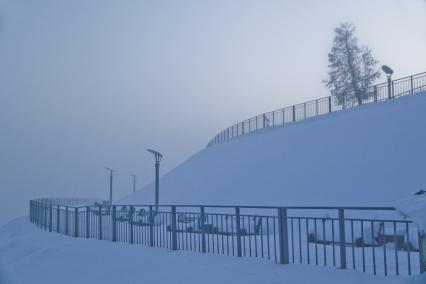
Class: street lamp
105,167,114,205
147,149,163,210
382,65,394,99
130,174,136,193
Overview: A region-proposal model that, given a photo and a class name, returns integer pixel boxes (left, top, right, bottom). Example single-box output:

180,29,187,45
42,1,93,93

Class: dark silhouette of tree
324,23,380,106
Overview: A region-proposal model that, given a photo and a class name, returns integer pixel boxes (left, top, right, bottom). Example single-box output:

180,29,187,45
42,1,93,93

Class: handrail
29,198,423,276
207,72,426,147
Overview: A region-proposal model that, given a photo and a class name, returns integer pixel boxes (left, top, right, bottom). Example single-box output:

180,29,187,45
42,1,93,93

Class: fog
0,0,425,226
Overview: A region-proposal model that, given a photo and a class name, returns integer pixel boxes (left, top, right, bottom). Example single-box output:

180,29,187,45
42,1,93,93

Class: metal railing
207,72,426,147
30,199,424,276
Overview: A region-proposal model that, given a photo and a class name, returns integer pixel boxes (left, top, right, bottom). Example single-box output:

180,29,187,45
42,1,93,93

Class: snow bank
1,217,424,284
396,191,426,232
121,92,426,207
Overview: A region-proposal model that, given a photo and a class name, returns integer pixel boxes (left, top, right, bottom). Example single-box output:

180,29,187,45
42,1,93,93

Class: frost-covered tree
324,23,380,106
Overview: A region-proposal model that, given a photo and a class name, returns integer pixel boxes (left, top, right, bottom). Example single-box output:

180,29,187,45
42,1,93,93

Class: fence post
411,76,414,95
44,204,47,230
278,208,290,264
338,208,347,269
374,86,377,102
418,232,424,274
74,207,79,238
387,79,392,99
49,204,53,232
315,100,318,116
57,205,60,232
392,81,395,98
303,103,306,119
149,206,154,247
200,206,206,253
328,97,332,113
129,206,134,244
98,206,103,240
65,206,69,236
86,206,90,238
112,205,117,242
292,106,296,122
235,207,242,257
40,202,43,228
171,206,178,250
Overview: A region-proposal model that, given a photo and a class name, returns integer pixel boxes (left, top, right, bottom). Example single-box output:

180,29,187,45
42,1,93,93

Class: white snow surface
122,92,426,207
396,191,426,232
1,217,425,284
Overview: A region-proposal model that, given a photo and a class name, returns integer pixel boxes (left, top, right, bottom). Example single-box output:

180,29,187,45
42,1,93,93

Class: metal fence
207,72,426,147
30,199,424,276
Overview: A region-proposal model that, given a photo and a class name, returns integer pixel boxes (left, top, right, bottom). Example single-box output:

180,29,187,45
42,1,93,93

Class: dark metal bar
49,204,53,232
235,207,242,257
278,208,289,264
406,222,411,275
200,206,206,253
86,206,90,239
338,208,347,269
57,205,60,232
65,206,69,236
74,207,79,238
394,222,399,275
149,206,154,247
171,206,177,250
371,220,376,275
112,206,117,242
98,206,103,240
129,206,134,244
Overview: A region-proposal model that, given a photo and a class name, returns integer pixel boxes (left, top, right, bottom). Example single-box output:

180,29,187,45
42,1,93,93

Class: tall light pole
147,149,163,211
382,65,394,99
105,167,114,205
131,174,136,193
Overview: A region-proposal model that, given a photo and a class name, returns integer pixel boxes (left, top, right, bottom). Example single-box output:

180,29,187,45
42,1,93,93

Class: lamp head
381,65,394,79
147,149,163,163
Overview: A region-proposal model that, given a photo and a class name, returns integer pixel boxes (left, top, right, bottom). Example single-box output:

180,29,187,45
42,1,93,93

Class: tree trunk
344,32,362,106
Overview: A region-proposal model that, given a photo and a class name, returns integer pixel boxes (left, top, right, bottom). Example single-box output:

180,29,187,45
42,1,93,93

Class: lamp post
105,167,114,205
147,149,163,211
131,174,136,193
382,65,394,99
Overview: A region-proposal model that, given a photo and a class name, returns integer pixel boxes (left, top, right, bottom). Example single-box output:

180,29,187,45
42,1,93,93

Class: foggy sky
0,0,425,225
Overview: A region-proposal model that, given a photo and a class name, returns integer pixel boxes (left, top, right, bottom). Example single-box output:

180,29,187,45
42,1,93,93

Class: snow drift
121,92,426,207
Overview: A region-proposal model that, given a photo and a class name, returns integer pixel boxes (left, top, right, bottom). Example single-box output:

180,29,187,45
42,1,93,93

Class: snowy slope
121,92,426,207
1,217,424,284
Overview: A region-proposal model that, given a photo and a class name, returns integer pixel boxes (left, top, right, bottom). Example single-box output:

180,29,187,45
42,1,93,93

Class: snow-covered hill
121,92,426,207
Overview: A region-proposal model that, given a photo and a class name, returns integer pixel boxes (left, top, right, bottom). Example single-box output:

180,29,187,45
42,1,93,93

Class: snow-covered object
396,190,426,233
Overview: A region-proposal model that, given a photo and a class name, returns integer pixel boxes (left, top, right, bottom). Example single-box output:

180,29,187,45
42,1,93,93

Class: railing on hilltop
207,72,426,147
30,199,425,276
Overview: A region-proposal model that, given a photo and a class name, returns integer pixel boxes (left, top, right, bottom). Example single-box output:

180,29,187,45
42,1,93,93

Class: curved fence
207,72,426,147
30,199,424,276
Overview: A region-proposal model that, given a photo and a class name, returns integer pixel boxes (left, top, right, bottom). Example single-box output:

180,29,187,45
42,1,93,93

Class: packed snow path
1,217,425,284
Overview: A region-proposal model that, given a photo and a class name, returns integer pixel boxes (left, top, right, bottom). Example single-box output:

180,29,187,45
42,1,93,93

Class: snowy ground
121,91,426,208
0,217,424,284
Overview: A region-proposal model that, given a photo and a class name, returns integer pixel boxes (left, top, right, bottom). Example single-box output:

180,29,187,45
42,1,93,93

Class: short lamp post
105,167,114,205
147,149,163,211
382,65,394,99
131,174,136,193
